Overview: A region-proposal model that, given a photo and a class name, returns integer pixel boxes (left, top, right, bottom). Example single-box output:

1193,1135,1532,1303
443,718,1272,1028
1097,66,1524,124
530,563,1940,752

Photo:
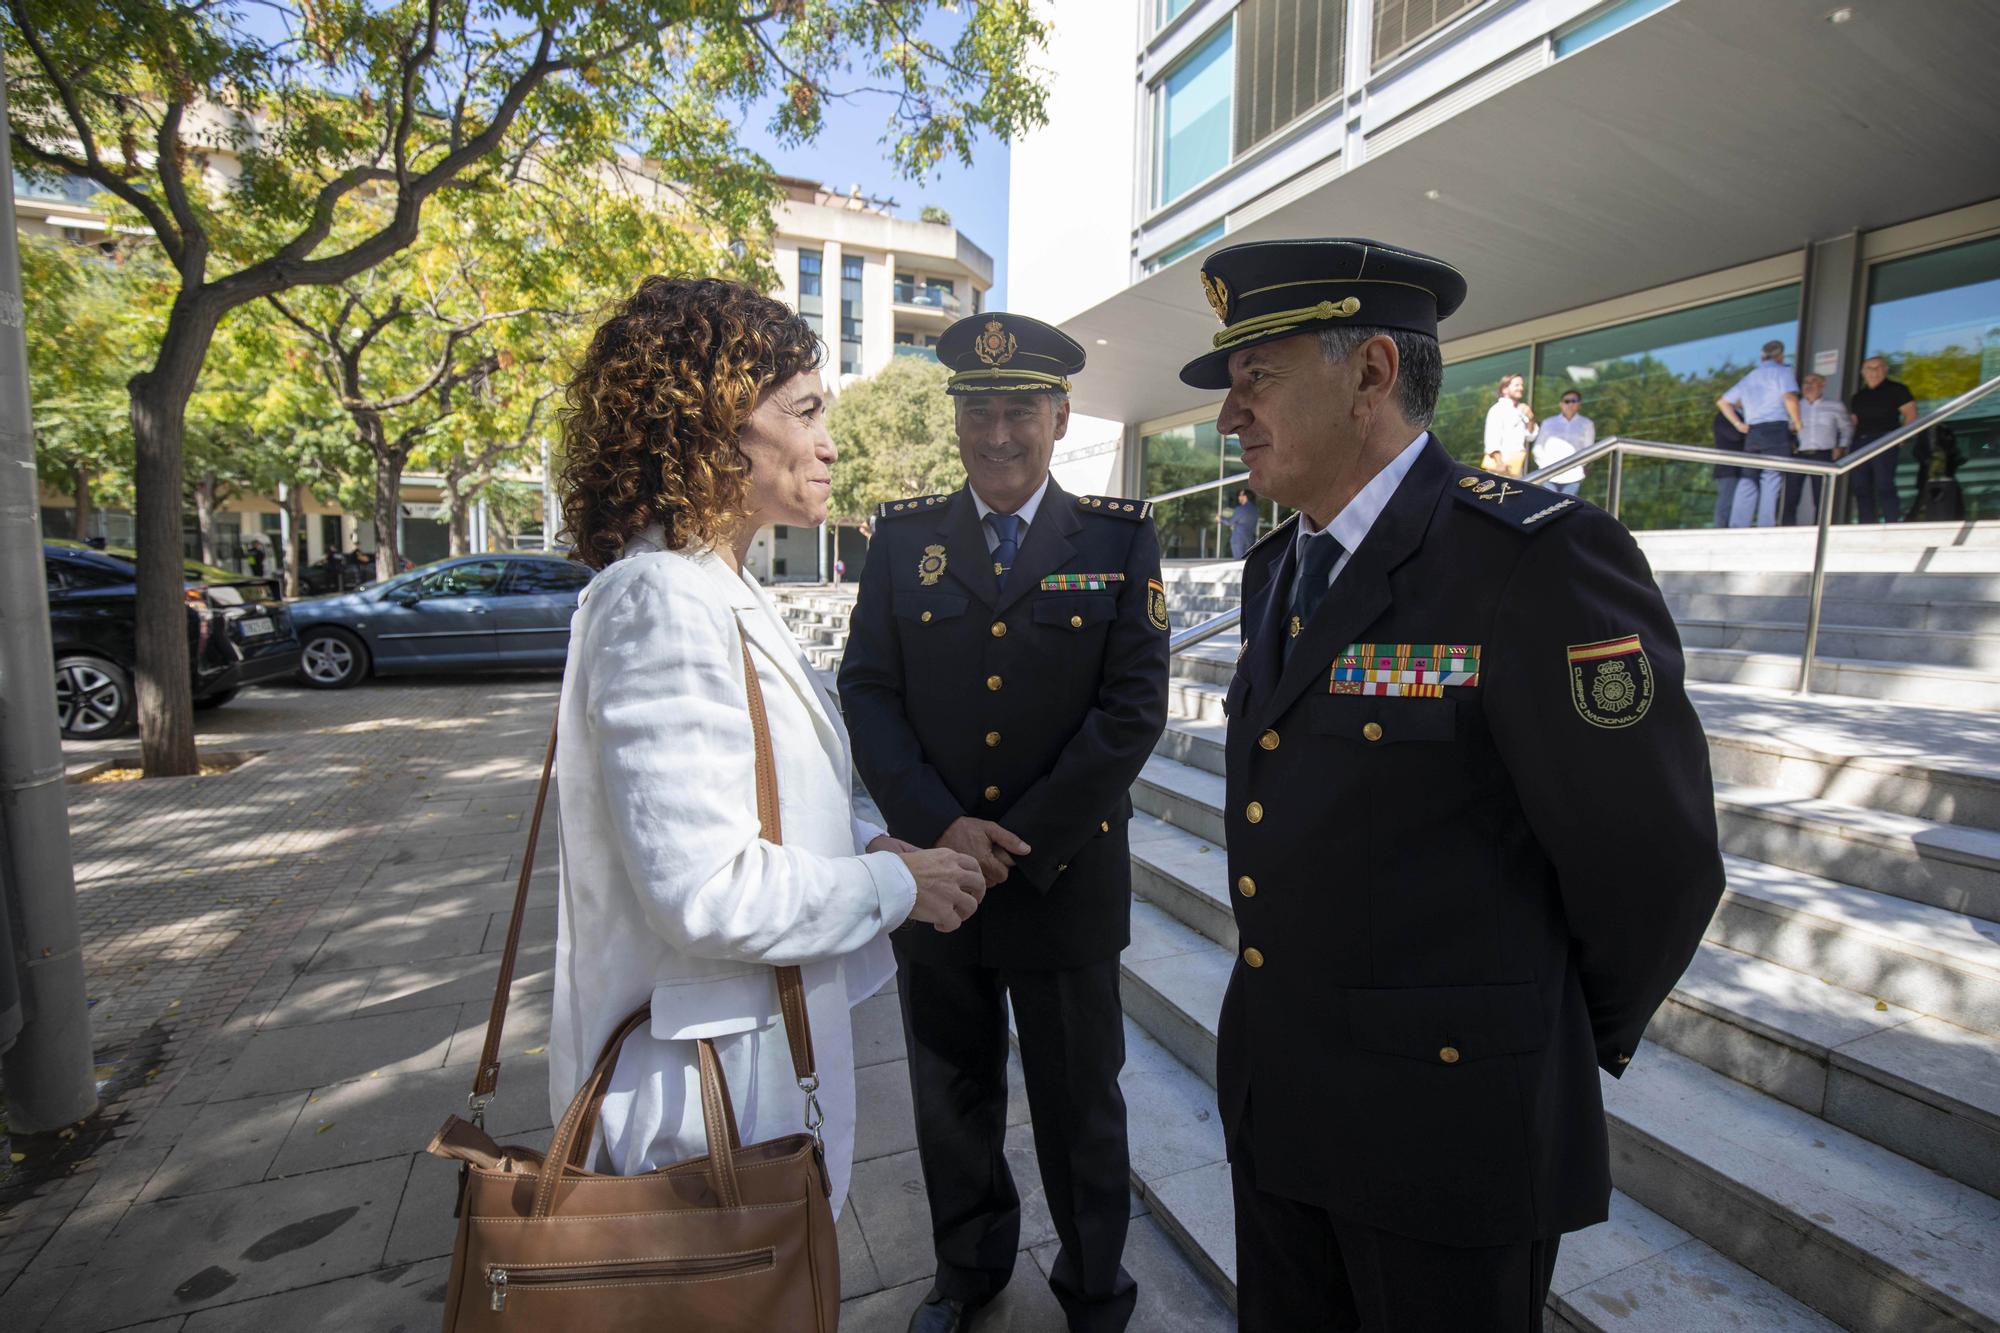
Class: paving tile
137,1091,309,1203
42,1157,409,1332
852,1058,919,1163
838,1195,884,1300
179,1255,452,1331
442,989,553,1067
353,944,556,1019
851,989,907,1068
1145,1160,1235,1289
268,1056,552,1179
304,914,489,975
0,1259,83,1327
478,907,556,953
359,855,512,896
847,1126,1056,1293
838,1271,1069,1333
212,1007,460,1100
256,966,376,1030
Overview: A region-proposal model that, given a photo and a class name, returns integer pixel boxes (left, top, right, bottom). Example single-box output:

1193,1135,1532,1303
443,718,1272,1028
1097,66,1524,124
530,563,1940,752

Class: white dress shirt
1533,412,1595,484
1722,359,1801,426
1797,395,1853,454
1293,432,1430,591
970,474,1051,552
1483,397,1537,465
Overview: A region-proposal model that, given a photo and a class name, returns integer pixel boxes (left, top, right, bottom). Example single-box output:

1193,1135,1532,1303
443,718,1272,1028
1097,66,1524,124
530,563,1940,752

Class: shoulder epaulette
1073,494,1152,520
875,494,949,520
1449,469,1585,533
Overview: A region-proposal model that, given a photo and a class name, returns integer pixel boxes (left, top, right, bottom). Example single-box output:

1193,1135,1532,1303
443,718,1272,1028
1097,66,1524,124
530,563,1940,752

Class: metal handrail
1156,373,2000,695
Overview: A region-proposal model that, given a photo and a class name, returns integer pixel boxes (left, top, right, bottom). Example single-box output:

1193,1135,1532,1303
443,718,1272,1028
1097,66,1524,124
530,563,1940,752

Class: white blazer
547,531,915,1213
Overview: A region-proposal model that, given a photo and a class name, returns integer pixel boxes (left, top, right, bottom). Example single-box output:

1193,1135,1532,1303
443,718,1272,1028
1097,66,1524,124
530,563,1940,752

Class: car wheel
298,627,368,689
193,688,239,710
54,655,135,740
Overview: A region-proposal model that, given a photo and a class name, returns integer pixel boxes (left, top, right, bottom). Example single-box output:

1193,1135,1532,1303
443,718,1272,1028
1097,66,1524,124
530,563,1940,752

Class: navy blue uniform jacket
1219,437,1724,1246
839,480,1170,970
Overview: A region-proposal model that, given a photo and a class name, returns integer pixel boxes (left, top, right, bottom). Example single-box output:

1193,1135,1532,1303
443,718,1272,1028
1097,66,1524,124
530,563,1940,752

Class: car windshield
79,545,244,584
366,556,486,599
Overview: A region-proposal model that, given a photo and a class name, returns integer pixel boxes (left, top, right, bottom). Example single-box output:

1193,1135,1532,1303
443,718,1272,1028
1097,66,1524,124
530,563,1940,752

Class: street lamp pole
0,63,97,1130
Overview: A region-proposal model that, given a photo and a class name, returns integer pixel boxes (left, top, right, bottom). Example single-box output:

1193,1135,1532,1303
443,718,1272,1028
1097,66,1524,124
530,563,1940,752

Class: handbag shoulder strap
468,620,819,1111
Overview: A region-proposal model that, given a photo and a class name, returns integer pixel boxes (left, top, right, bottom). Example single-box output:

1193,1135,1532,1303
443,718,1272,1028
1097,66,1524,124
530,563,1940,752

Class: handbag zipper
487,1250,775,1311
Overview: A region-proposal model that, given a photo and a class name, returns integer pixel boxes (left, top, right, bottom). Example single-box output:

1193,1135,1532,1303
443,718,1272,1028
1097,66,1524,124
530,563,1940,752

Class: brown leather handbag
426,630,840,1330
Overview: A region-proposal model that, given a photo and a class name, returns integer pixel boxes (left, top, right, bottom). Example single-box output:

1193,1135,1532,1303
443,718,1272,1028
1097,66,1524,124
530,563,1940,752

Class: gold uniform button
991,621,1007,638
1245,801,1264,824
1439,1046,1461,1065
1100,820,1111,833
1243,947,1265,968
1070,614,1084,629
985,731,1001,747
1362,722,1384,742
987,675,1003,692
983,785,1000,802
1237,875,1256,897
1257,729,1280,751
920,610,933,623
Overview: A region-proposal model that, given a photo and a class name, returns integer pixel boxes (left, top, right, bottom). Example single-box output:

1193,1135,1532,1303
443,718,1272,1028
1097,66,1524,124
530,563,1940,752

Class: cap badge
973,319,1017,367
1200,272,1230,323
917,544,948,587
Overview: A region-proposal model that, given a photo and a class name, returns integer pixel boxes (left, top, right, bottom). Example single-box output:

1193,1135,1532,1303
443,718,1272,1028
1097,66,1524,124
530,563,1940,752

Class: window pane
422,560,505,596
1434,346,1532,468
1155,24,1234,207
841,255,864,375
1236,0,1345,154
1143,418,1242,559
505,559,590,594
1159,0,1198,25
1533,284,1800,530
1373,0,1481,65
1863,234,2000,520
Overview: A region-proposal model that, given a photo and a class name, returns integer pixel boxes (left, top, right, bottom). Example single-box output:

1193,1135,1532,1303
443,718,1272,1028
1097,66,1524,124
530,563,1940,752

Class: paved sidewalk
0,677,1233,1331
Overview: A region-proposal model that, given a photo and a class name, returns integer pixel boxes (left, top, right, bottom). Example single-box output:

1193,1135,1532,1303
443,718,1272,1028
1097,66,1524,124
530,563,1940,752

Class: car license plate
237,615,275,638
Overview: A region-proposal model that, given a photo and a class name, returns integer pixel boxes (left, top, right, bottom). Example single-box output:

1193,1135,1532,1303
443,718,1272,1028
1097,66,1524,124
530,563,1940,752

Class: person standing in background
1711,411,1747,528
1784,372,1852,525
1225,487,1261,558
1716,340,1803,529
1533,390,1594,495
1848,356,1918,523
1482,373,1536,477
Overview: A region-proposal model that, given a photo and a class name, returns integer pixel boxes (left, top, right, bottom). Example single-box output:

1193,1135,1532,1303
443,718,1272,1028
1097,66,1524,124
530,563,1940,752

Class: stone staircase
768,519,2000,1332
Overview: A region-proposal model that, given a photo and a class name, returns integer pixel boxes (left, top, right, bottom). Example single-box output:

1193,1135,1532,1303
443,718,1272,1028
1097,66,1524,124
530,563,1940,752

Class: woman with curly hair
546,276,985,1213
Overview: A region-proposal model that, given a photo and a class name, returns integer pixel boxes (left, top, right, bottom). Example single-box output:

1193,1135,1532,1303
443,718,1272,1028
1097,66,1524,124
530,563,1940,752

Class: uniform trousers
893,943,1137,1332
1231,1160,1560,1333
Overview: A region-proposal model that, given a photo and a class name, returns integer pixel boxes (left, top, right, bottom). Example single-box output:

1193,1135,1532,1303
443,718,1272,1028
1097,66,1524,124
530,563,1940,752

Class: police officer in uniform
839,313,1170,1333
1179,240,1725,1330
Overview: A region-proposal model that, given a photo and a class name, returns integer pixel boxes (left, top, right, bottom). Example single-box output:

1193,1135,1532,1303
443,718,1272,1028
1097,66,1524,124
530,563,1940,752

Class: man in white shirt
1716,341,1804,528
1783,373,1853,525
1533,390,1594,495
1482,373,1536,477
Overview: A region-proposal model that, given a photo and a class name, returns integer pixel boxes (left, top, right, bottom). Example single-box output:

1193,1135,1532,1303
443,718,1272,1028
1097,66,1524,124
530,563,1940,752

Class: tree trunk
282,484,306,598
194,473,218,566
71,462,94,541
130,298,219,777
372,439,405,578
446,481,469,557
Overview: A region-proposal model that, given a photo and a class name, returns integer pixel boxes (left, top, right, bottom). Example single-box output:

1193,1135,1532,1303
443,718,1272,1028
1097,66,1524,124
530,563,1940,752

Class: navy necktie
985,511,1023,591
1283,534,1343,662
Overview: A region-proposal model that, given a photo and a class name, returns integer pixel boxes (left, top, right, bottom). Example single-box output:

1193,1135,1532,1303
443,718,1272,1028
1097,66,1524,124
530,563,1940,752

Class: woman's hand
895,848,987,932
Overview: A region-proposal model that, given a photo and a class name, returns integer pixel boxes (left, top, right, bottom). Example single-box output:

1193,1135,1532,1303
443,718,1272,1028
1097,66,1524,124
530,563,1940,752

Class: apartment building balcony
892,281,962,326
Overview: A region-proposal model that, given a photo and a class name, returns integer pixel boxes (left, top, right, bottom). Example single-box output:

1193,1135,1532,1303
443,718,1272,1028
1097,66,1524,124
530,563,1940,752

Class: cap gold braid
946,367,1073,392
1211,297,1362,351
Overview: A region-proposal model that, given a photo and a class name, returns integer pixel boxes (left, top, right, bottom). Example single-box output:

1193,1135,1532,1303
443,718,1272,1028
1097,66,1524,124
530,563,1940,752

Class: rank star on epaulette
1076,495,1153,520
876,494,948,520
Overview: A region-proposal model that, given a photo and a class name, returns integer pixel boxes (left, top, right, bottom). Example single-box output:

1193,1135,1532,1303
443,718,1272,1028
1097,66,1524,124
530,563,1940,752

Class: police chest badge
1568,634,1653,728
917,544,947,587
1147,578,1170,632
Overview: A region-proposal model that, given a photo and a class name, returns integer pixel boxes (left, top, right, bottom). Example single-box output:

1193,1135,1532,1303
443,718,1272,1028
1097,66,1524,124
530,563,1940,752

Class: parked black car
287,552,590,688
43,540,302,740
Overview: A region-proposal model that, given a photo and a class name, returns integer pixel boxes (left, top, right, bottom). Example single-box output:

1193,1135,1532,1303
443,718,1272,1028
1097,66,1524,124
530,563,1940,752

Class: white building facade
1010,0,2000,556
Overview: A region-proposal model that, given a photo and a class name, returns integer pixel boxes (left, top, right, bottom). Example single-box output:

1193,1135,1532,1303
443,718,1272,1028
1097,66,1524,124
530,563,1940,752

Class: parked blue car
287,552,590,689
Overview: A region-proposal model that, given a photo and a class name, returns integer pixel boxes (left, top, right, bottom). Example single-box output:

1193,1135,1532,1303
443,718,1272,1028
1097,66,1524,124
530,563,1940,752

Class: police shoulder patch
1567,634,1654,729
1450,469,1583,534
1074,494,1153,521
875,494,949,521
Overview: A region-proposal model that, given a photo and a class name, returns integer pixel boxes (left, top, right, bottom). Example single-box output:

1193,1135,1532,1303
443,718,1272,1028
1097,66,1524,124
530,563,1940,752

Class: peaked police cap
937,311,1085,395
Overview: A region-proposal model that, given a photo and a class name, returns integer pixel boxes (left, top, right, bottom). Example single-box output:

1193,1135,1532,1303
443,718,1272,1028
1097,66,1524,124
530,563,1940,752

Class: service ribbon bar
1041,573,1127,591
1331,641,1481,693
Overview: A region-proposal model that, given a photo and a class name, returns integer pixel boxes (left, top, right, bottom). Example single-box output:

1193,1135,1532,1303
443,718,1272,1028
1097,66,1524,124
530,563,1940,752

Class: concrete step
1630,521,2000,574
1115,896,2000,1330
1654,568,2000,605
1682,618,2000,671
1604,1042,2000,1332
1129,811,2000,1197
1664,591,2000,636
1690,644,2000,710
1715,782,2000,921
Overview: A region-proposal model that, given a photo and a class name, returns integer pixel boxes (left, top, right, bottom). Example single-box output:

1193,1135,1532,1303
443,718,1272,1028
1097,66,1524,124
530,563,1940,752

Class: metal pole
1606,451,1624,521
1798,481,1836,695
0,68,97,1128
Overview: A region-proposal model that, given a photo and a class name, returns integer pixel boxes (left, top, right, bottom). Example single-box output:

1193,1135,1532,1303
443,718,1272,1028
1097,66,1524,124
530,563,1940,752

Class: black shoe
907,1289,984,1333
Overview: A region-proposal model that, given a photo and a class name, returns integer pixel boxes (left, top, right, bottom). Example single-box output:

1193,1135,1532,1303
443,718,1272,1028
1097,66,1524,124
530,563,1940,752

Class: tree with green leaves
5,0,1048,774
826,356,965,520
